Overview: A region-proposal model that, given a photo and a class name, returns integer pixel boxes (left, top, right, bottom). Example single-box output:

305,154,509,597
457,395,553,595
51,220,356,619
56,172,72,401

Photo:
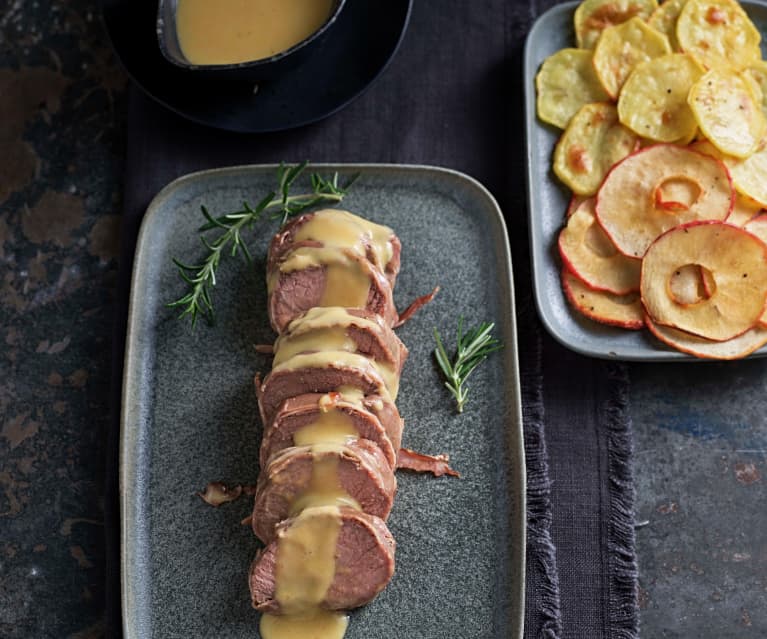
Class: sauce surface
175,0,335,65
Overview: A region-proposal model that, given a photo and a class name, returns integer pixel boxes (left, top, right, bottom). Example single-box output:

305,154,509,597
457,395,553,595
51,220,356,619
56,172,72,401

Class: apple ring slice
562,268,644,329
646,313,767,359
596,143,733,257
558,197,641,294
641,221,767,341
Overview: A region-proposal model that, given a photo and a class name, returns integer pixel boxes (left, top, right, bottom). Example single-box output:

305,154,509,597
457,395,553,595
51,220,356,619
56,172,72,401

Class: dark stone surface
0,0,765,637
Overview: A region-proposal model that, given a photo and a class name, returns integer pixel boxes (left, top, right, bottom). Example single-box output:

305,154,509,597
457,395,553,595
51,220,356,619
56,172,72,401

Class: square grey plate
524,0,767,361
121,164,525,638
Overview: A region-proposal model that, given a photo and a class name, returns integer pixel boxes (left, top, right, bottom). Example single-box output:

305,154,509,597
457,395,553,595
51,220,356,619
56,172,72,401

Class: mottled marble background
0,0,126,636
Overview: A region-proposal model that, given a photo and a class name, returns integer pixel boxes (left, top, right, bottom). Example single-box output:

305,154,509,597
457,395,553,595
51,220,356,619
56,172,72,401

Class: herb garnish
433,319,503,413
167,162,357,326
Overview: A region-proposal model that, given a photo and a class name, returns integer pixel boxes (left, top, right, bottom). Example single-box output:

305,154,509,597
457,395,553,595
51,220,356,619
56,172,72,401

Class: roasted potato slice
593,17,672,99
553,102,640,196
745,60,767,119
688,68,766,158
648,0,688,50
618,53,703,141
676,0,761,71
693,137,767,206
536,48,611,129
575,0,659,48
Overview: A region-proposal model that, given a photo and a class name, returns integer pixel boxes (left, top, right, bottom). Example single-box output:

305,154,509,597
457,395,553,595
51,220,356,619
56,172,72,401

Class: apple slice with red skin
559,197,641,294
596,144,734,258
743,214,767,327
567,194,588,218
645,313,767,359
562,267,644,329
641,221,767,341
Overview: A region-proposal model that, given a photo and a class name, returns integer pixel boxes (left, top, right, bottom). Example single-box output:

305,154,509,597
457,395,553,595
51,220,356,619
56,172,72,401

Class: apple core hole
668,263,713,305
655,176,703,213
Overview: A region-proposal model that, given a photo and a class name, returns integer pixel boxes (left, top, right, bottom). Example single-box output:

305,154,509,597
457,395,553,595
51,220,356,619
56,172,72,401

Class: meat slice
275,306,409,375
256,351,398,427
250,506,396,612
251,439,397,543
267,249,398,333
260,392,403,469
268,209,402,287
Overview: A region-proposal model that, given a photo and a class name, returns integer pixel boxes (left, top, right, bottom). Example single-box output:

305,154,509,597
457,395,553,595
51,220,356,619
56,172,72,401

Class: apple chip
575,0,660,48
593,17,672,99
553,103,640,196
567,194,589,218
744,213,767,243
562,268,645,328
694,138,767,206
688,68,767,158
618,53,704,142
536,49,611,129
558,197,642,293
676,0,761,71
641,221,767,341
646,313,767,358
727,192,762,226
596,144,733,257
648,0,687,50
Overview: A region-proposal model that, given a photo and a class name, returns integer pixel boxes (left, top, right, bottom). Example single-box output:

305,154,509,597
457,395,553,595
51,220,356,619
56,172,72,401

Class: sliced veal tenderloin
249,506,396,612
274,306,409,375
267,248,398,334
256,350,399,427
267,209,401,287
251,439,396,543
259,391,403,469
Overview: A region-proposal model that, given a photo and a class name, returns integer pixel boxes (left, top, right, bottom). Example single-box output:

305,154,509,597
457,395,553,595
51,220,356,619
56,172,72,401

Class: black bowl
156,0,347,83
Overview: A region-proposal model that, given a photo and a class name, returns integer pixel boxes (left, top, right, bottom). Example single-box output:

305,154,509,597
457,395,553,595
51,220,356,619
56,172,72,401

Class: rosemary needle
434,318,503,413
167,162,357,326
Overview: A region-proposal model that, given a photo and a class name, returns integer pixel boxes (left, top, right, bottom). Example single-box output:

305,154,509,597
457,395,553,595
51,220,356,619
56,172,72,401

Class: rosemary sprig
167,162,357,326
433,318,503,413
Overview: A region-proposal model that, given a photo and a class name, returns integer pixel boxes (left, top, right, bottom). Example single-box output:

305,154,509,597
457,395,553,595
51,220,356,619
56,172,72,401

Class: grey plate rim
524,0,767,362
120,163,526,638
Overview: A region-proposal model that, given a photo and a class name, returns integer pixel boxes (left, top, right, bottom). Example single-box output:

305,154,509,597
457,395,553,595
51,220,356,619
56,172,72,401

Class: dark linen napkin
106,0,638,636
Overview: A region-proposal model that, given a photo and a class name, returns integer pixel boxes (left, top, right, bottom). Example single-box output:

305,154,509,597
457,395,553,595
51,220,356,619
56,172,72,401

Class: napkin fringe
605,362,639,639
523,327,562,639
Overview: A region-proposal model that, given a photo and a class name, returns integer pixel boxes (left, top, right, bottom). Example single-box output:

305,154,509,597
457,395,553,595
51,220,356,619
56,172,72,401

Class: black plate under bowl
101,0,412,133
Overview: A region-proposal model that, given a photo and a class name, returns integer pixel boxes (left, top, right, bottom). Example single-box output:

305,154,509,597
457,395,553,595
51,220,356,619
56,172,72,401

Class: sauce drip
273,327,357,368
175,0,335,65
260,505,349,639
293,406,359,447
294,210,394,271
290,445,361,515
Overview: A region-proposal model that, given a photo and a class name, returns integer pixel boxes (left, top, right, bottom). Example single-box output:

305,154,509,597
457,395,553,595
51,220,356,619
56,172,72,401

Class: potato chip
641,221,767,341
536,49,611,129
676,0,761,71
646,313,767,358
745,60,767,118
575,0,659,48
553,103,640,195
648,0,688,50
596,143,733,257
593,17,672,98
618,53,703,141
689,68,767,158
562,268,645,328
692,138,767,205
558,197,642,293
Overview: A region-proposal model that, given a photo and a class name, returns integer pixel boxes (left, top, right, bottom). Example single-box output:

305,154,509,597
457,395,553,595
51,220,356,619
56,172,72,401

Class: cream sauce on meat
294,210,394,272
260,506,349,639
271,350,399,401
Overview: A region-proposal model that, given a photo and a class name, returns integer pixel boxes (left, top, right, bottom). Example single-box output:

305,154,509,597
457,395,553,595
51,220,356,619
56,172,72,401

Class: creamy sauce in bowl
176,0,336,65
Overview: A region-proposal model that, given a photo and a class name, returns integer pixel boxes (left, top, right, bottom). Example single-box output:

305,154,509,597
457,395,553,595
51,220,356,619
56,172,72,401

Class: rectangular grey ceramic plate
121,164,525,639
524,0,767,361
